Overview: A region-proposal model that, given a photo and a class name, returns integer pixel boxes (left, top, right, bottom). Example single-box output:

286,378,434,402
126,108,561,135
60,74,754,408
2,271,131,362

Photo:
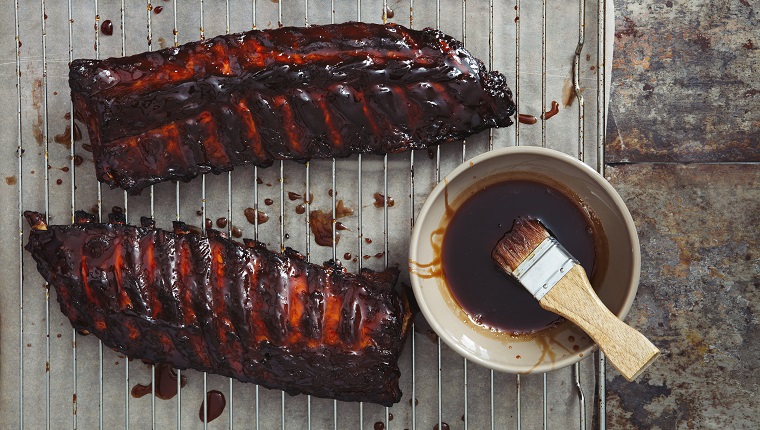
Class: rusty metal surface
605,163,760,428
604,2,760,424
606,0,760,162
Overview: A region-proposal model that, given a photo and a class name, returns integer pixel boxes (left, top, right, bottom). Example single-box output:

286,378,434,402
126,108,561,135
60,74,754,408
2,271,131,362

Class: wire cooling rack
0,0,612,428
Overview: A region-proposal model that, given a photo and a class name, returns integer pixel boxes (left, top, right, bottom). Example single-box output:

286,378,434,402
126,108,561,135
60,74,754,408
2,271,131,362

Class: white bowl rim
408,146,641,373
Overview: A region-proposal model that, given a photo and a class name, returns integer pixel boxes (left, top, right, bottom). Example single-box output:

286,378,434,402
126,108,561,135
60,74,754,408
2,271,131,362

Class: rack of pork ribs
70,22,516,194
24,211,411,406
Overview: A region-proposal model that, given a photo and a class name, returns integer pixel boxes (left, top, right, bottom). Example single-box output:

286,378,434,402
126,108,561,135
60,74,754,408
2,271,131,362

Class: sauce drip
542,101,560,120
308,200,352,246
198,390,226,423
309,210,336,246
441,179,598,333
130,363,187,399
288,191,301,201
517,113,538,125
131,384,151,399
216,217,228,228
231,226,242,238
244,207,269,224
54,126,72,148
100,20,113,36
373,192,395,208
335,200,353,217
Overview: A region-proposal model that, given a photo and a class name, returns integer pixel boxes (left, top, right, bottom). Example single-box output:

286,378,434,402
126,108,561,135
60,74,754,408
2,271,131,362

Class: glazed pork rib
24,211,410,406
70,22,516,194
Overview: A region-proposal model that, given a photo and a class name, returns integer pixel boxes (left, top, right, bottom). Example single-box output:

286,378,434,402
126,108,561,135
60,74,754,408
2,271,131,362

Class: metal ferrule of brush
512,237,578,301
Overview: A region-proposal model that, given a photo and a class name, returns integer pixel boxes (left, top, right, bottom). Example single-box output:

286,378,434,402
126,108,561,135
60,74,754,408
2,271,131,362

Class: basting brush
492,217,659,381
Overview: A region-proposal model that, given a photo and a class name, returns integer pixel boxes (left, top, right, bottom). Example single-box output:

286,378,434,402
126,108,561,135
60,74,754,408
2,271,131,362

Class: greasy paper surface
0,0,613,428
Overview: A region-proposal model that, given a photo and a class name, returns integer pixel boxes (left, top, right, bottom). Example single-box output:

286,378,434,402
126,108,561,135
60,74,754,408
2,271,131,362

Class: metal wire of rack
3,0,612,428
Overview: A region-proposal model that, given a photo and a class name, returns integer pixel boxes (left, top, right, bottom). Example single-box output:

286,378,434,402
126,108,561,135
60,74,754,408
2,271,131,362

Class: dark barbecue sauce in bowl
441,179,599,334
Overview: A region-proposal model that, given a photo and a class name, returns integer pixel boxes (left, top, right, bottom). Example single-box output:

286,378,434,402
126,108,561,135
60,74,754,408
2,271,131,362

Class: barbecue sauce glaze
69,23,516,194
24,211,408,406
441,179,601,333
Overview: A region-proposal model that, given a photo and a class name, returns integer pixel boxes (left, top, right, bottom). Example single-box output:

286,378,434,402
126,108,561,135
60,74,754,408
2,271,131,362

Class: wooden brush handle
539,265,660,381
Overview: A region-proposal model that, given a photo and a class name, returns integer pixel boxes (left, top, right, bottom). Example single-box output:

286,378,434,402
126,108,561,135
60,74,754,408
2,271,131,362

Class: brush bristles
492,217,551,273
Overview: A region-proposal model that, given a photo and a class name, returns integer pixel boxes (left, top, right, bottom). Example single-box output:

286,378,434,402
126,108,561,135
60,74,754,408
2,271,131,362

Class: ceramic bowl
408,146,640,374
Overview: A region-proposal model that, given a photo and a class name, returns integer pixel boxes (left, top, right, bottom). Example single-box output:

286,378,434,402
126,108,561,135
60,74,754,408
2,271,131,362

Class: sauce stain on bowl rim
409,146,640,374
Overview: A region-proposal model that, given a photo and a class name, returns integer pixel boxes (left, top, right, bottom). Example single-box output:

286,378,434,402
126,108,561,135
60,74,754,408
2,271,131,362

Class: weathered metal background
606,0,760,163
603,0,760,427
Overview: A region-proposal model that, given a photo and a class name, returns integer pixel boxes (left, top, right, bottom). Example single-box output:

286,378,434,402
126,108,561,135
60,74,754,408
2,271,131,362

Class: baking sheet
0,0,614,428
